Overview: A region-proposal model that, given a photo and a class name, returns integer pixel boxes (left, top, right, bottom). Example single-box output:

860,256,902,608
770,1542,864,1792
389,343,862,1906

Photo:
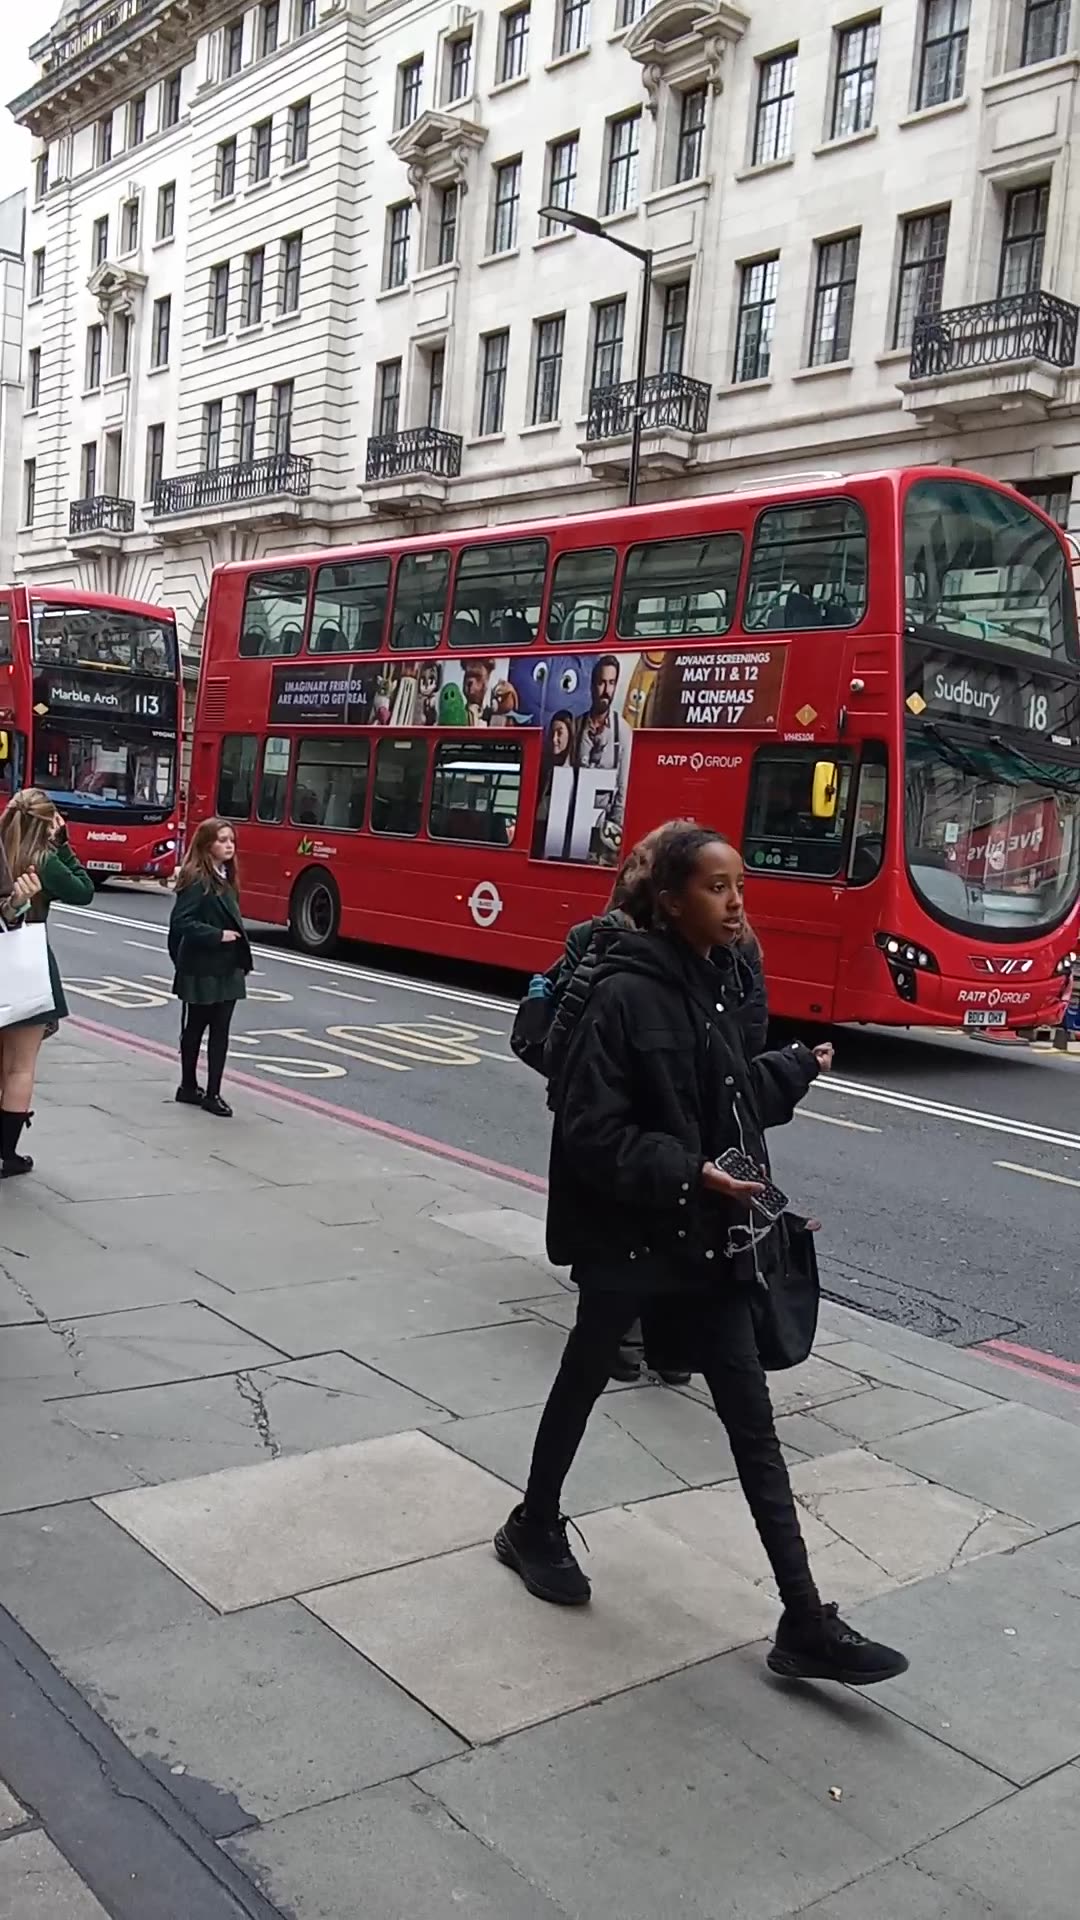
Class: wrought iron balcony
69,494,134,537
910,291,1079,381
586,371,711,442
366,427,463,484
153,454,312,518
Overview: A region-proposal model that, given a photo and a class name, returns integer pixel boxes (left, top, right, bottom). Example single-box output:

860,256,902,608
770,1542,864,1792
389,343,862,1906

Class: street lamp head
538,205,604,239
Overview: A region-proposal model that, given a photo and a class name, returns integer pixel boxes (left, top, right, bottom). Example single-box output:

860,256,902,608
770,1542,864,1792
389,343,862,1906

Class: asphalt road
46,882,1080,1364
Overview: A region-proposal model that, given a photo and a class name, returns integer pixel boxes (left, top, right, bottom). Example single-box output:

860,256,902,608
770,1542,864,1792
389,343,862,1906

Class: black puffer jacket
543,908,633,1099
546,928,817,1292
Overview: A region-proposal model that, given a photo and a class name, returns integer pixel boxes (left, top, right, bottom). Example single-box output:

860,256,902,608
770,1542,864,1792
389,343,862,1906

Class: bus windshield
904,477,1077,665
33,724,176,810
905,731,1080,933
31,601,178,676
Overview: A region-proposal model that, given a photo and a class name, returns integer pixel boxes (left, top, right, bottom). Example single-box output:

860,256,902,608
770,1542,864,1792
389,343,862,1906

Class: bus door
740,745,861,1021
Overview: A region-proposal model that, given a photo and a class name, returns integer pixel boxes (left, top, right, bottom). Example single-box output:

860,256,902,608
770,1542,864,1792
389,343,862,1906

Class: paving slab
773,1411,858,1459
0,1245,221,1321
794,1859,1011,1919
1006,1521,1080,1596
0,1831,110,1919
907,1763,1080,1919
788,1447,1035,1584
818,1339,1002,1413
0,1786,25,1833
519,1290,577,1331
366,1317,581,1418
215,1267,521,1362
874,1401,1080,1531
32,1150,265,1203
97,1429,512,1610
428,1403,683,1513
600,1381,747,1485
641,1484,898,1609
807,1383,967,1444
303,1503,778,1743
431,1206,550,1263
224,1781,569,1920
44,1191,378,1289
0,1301,283,1400
0,1402,140,1515
63,1601,463,1827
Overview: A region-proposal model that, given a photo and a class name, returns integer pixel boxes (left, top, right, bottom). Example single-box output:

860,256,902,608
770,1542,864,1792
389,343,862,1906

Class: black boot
0,1110,33,1176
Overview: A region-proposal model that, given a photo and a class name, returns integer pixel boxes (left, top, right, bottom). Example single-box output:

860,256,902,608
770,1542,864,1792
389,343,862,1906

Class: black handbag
747,1212,820,1371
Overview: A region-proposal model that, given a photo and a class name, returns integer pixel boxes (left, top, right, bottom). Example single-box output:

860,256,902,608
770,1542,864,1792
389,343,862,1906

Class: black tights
524,1284,821,1617
179,1001,235,1098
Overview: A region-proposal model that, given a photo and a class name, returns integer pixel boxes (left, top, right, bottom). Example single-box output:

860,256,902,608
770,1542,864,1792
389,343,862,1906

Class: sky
0,1,60,201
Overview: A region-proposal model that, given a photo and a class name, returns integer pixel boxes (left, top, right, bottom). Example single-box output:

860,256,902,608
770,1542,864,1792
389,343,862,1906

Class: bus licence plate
963,1010,1008,1028
86,860,123,872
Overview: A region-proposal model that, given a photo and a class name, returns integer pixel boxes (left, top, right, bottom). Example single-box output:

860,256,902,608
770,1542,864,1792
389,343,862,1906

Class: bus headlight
152,838,177,858
875,931,940,1003
1055,950,1077,976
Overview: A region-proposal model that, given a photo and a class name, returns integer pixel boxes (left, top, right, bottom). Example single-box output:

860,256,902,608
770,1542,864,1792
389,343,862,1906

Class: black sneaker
175,1085,203,1106
651,1366,692,1387
610,1345,642,1384
767,1602,909,1687
494,1505,591,1606
201,1094,233,1118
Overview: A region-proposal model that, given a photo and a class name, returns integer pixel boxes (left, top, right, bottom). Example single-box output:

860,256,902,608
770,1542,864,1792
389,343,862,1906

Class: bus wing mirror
812,761,839,820
0,732,9,763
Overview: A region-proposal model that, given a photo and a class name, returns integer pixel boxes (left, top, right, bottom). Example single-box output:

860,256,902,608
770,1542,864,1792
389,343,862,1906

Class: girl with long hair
168,818,252,1117
0,788,94,1174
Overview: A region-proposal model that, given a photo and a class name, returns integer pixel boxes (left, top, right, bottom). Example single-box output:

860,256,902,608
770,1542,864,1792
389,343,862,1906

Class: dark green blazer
168,879,252,1006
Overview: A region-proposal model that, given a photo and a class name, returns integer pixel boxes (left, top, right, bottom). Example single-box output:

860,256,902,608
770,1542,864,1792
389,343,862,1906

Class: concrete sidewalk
1,1026,1079,1918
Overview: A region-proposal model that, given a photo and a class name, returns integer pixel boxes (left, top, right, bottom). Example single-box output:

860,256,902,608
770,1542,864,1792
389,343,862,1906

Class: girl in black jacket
496,823,908,1689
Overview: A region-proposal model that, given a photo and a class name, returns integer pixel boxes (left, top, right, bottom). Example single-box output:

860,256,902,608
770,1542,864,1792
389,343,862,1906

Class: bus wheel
290,869,340,955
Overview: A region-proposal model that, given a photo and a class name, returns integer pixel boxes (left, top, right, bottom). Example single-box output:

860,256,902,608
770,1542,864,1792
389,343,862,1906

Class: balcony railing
69,494,134,536
153,454,312,518
366,427,463,484
586,371,711,442
910,291,1079,380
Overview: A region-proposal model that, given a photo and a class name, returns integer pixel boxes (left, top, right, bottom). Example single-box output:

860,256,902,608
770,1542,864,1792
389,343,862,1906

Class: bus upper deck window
616,534,741,639
450,539,547,647
903,477,1077,662
240,569,308,656
547,548,617,646
391,550,450,650
744,500,867,632
310,558,390,654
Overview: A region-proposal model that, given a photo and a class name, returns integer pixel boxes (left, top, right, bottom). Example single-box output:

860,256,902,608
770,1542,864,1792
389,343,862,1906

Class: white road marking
994,1160,1080,1190
124,939,167,952
51,921,97,935
797,1109,881,1134
309,983,378,1005
820,1075,1080,1154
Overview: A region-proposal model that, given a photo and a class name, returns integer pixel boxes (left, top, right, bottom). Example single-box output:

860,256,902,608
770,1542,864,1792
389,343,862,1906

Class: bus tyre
290,869,341,956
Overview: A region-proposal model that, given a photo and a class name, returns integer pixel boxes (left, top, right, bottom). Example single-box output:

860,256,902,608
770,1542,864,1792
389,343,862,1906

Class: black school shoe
201,1094,233,1118
768,1602,909,1686
610,1345,643,1383
495,1505,591,1606
175,1084,203,1105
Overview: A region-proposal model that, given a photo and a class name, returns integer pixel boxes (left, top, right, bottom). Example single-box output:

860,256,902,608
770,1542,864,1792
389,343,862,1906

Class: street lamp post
539,205,653,508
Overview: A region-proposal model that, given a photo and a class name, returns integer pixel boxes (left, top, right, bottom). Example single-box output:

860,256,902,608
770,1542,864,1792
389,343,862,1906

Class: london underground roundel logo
468,881,504,929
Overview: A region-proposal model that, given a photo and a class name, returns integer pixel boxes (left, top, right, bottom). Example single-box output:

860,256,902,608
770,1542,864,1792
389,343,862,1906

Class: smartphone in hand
715,1149,788,1223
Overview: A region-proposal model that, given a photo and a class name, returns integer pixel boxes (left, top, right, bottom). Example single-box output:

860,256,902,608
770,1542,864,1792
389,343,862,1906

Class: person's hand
221,929,240,943
813,1042,834,1072
11,871,41,906
701,1160,765,1201
50,810,67,842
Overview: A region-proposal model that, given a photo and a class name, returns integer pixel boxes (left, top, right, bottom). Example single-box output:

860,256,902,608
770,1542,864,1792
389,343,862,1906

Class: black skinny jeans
524,1283,821,1618
179,1000,236,1097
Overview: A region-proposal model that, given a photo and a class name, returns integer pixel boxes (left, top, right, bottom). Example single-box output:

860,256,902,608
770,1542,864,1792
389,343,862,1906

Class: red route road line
70,1013,547,1193
975,1337,1080,1394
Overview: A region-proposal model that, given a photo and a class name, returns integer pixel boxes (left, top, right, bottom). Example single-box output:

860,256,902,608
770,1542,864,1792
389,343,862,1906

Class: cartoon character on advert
418,660,442,727
438,682,469,726
507,654,595,729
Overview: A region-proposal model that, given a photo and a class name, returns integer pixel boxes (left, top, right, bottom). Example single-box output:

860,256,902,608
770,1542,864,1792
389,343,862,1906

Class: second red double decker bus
188,466,1080,1033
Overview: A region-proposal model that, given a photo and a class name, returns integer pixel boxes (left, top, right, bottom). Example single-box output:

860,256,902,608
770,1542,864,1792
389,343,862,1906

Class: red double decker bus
0,586,181,884
189,467,1080,1032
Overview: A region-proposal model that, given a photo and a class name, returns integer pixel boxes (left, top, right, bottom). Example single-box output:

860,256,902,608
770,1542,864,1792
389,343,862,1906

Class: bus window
257,736,292,822
450,539,547,647
391,550,450,650
217,735,259,817
616,534,741,638
0,608,11,662
546,548,617,646
310,559,390,654
904,476,1077,661
291,737,369,830
429,739,522,845
371,736,427,835
848,750,887,884
239,569,308,656
744,747,854,878
744,500,867,631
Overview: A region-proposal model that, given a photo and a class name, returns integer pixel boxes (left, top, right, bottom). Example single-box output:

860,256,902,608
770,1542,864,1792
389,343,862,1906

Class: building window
591,296,625,389
95,113,113,166
259,0,280,57
893,208,949,349
754,49,797,165
151,295,171,367
832,17,879,139
80,441,97,498
1018,478,1071,524
287,98,310,165
127,92,146,148
734,256,779,381
916,0,969,111
209,262,230,338
280,232,303,312
121,196,139,253
542,133,578,232
243,247,265,325
216,136,237,199
491,157,522,252
145,423,165,500
435,184,458,264
85,324,103,390
92,215,109,268
375,359,402,436
156,181,176,241
297,0,317,32
500,4,530,80
1000,182,1049,294
34,152,48,202
103,429,123,497
203,399,223,469
660,280,688,374
676,87,706,181
446,32,472,101
810,232,860,365
224,18,245,76
23,460,36,526
532,314,564,423
557,0,590,57
110,312,131,378
252,119,272,182
480,330,509,434
397,57,423,128
31,249,45,300
604,109,640,215
1022,0,1070,64
270,379,293,454
618,0,647,23
162,70,182,129
237,390,258,464
27,347,41,410
426,347,445,428
385,203,411,287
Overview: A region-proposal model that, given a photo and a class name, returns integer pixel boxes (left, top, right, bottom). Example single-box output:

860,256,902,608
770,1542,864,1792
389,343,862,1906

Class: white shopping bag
0,922,54,1029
